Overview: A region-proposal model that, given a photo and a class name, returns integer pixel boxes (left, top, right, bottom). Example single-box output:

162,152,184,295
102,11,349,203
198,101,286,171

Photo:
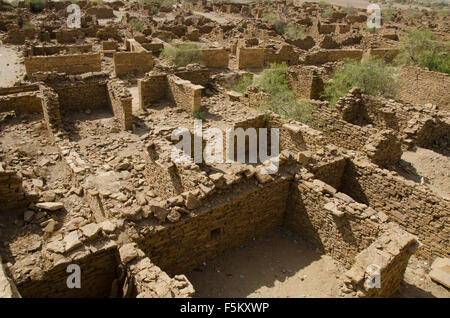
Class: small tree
323,57,399,106
395,28,450,74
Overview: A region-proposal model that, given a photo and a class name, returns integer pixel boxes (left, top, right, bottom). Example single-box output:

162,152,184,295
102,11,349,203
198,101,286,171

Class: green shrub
284,23,307,41
160,42,202,67
255,63,315,125
382,7,395,22
231,74,253,93
322,8,334,18
323,57,399,106
272,20,287,35
129,19,145,31
151,6,158,14
29,0,45,13
319,1,331,6
193,110,206,121
67,48,82,54
261,12,278,24
395,28,450,74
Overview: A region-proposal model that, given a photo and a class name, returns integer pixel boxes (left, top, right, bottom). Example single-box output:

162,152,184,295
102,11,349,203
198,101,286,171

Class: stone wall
107,80,133,130
30,44,92,56
138,74,168,110
398,66,450,111
0,93,42,115
342,225,419,297
237,47,266,69
287,65,324,100
137,178,292,274
285,174,383,268
113,52,155,77
200,48,229,68
39,85,62,135
16,245,121,298
367,48,400,63
24,53,102,76
54,82,109,112
303,49,363,65
0,163,35,213
341,159,450,261
167,75,203,112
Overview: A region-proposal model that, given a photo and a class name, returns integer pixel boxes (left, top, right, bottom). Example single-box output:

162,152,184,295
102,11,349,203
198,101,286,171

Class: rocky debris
81,223,101,240
64,231,82,252
151,202,169,222
119,243,138,264
184,191,201,210
365,129,402,167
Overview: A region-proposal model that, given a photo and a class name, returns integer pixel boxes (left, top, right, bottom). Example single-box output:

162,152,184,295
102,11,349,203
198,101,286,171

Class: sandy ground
0,46,24,88
399,147,450,200
186,228,343,298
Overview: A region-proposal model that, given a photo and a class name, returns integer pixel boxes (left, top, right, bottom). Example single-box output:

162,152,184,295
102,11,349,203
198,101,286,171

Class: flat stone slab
430,257,450,288
36,202,64,211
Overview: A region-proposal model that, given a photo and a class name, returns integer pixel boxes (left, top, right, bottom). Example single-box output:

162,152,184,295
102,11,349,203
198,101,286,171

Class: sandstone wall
398,66,450,111
167,75,203,112
303,49,363,65
0,164,35,213
54,83,109,112
137,178,292,274
113,52,155,77
138,74,168,110
287,65,324,100
0,93,42,115
285,175,383,268
107,80,133,130
24,53,102,76
16,245,120,298
201,48,229,68
341,159,449,261
31,44,92,56
342,225,419,297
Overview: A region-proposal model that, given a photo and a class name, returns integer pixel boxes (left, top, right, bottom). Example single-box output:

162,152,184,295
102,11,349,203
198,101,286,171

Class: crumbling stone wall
16,245,121,298
341,159,450,261
24,53,102,76
30,44,92,56
113,52,154,77
342,225,419,297
39,85,62,135
0,163,34,213
286,173,384,268
138,74,168,109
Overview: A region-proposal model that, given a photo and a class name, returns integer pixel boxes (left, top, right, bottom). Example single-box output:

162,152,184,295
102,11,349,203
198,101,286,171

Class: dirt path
0,46,24,88
400,147,450,200
186,228,342,298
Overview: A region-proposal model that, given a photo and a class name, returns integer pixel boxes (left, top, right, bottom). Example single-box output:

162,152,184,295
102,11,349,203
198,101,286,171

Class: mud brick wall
342,225,419,297
367,48,400,63
24,53,102,76
398,66,450,111
102,41,118,51
16,246,120,298
107,80,133,130
126,39,147,53
200,49,229,68
318,23,337,34
54,83,109,112
285,176,383,268
237,47,266,69
137,178,292,274
340,159,450,261
167,75,203,112
287,65,324,100
265,45,299,65
303,49,363,65
113,52,154,77
0,93,42,115
138,74,168,109
311,157,347,190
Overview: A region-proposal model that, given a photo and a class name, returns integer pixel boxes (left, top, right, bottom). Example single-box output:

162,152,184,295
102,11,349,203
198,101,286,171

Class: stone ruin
0,0,448,298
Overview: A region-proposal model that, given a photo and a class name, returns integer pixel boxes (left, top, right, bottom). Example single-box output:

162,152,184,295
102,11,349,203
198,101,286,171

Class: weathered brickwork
113,52,155,77
24,53,102,76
